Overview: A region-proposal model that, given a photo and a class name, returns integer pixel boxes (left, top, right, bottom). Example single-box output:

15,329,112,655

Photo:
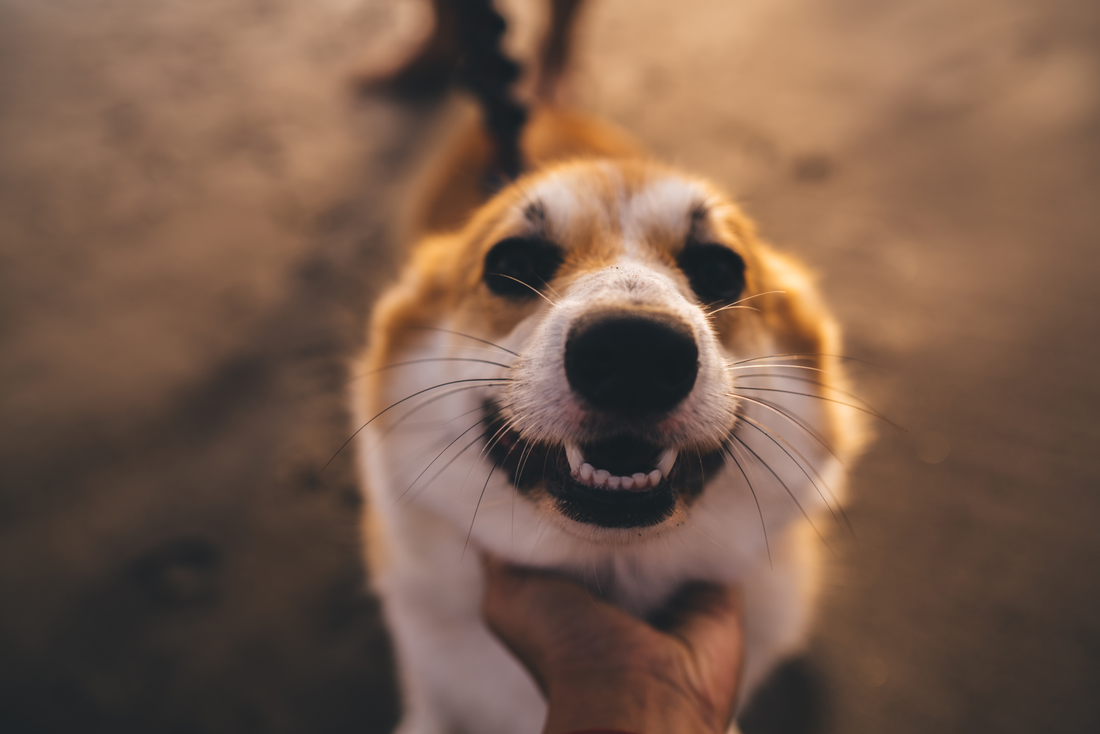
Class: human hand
482,555,744,734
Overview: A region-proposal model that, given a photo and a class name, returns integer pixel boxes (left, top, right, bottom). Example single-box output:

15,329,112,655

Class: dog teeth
568,446,679,491
574,467,667,491
656,448,678,477
566,444,584,473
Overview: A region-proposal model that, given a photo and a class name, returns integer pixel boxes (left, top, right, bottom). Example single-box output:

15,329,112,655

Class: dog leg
386,594,546,734
736,520,823,710
372,506,546,734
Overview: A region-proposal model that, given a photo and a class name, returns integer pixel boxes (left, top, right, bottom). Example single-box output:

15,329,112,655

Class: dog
353,3,866,732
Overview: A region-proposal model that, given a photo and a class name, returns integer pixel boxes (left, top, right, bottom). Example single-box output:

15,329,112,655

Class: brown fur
366,104,852,451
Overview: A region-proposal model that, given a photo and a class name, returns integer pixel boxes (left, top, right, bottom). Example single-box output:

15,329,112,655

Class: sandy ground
1,0,1098,732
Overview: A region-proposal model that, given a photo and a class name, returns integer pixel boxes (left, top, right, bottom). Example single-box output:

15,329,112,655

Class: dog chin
536,493,688,544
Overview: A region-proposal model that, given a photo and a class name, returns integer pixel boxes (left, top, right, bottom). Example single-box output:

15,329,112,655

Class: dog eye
677,243,746,305
483,237,564,298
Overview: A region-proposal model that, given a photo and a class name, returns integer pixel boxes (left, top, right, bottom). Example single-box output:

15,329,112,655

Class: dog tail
534,0,584,103
453,0,528,184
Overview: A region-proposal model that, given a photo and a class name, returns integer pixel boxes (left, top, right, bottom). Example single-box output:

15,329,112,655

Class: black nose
564,310,699,417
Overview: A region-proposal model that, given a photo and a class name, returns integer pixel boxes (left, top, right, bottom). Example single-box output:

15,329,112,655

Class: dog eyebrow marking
690,200,710,225
620,177,709,256
688,200,712,241
521,175,585,238
523,200,547,230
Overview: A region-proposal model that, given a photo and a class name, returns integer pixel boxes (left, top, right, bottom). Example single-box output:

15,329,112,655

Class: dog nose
565,310,699,416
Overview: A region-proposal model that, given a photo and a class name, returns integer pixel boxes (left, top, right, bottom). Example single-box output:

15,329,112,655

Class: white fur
357,172,846,734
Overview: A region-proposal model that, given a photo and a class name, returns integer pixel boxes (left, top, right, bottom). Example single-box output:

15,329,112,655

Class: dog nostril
565,311,699,416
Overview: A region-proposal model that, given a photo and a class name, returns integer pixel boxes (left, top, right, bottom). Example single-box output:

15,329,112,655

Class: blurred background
1,0,1098,732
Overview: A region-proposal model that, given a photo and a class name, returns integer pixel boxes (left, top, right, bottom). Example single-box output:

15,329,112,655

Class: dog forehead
517,164,710,246
621,176,710,239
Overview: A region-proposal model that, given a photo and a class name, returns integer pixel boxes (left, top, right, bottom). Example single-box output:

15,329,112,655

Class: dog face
362,158,849,559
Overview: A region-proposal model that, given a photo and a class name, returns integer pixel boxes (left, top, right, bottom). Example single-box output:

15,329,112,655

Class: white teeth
566,444,584,473
657,448,678,477
569,445,679,490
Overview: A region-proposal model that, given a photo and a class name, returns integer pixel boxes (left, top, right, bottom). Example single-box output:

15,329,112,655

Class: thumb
481,556,581,693
659,583,745,715
481,555,641,693
659,582,742,650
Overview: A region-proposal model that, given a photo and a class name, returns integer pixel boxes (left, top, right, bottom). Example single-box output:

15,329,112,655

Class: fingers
662,582,745,722
660,582,743,653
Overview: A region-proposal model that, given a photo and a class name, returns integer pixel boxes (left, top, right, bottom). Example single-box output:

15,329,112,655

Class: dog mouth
563,436,676,491
483,402,724,529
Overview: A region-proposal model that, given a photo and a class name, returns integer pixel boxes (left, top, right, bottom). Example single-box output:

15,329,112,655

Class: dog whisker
402,427,496,506
734,412,846,531
729,391,844,466
476,498,514,509
705,290,787,315
404,326,520,357
589,547,603,597
513,432,540,491
709,305,760,314
352,357,514,382
733,371,887,418
460,416,518,501
729,352,875,367
441,345,523,359
728,433,830,552
463,455,503,558
535,275,563,303
735,385,903,430
464,417,528,557
382,383,509,440
396,403,512,504
726,363,831,374
489,272,561,306
734,408,840,504
528,510,550,561
444,398,507,426
720,443,771,567
683,517,727,551
326,378,511,474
